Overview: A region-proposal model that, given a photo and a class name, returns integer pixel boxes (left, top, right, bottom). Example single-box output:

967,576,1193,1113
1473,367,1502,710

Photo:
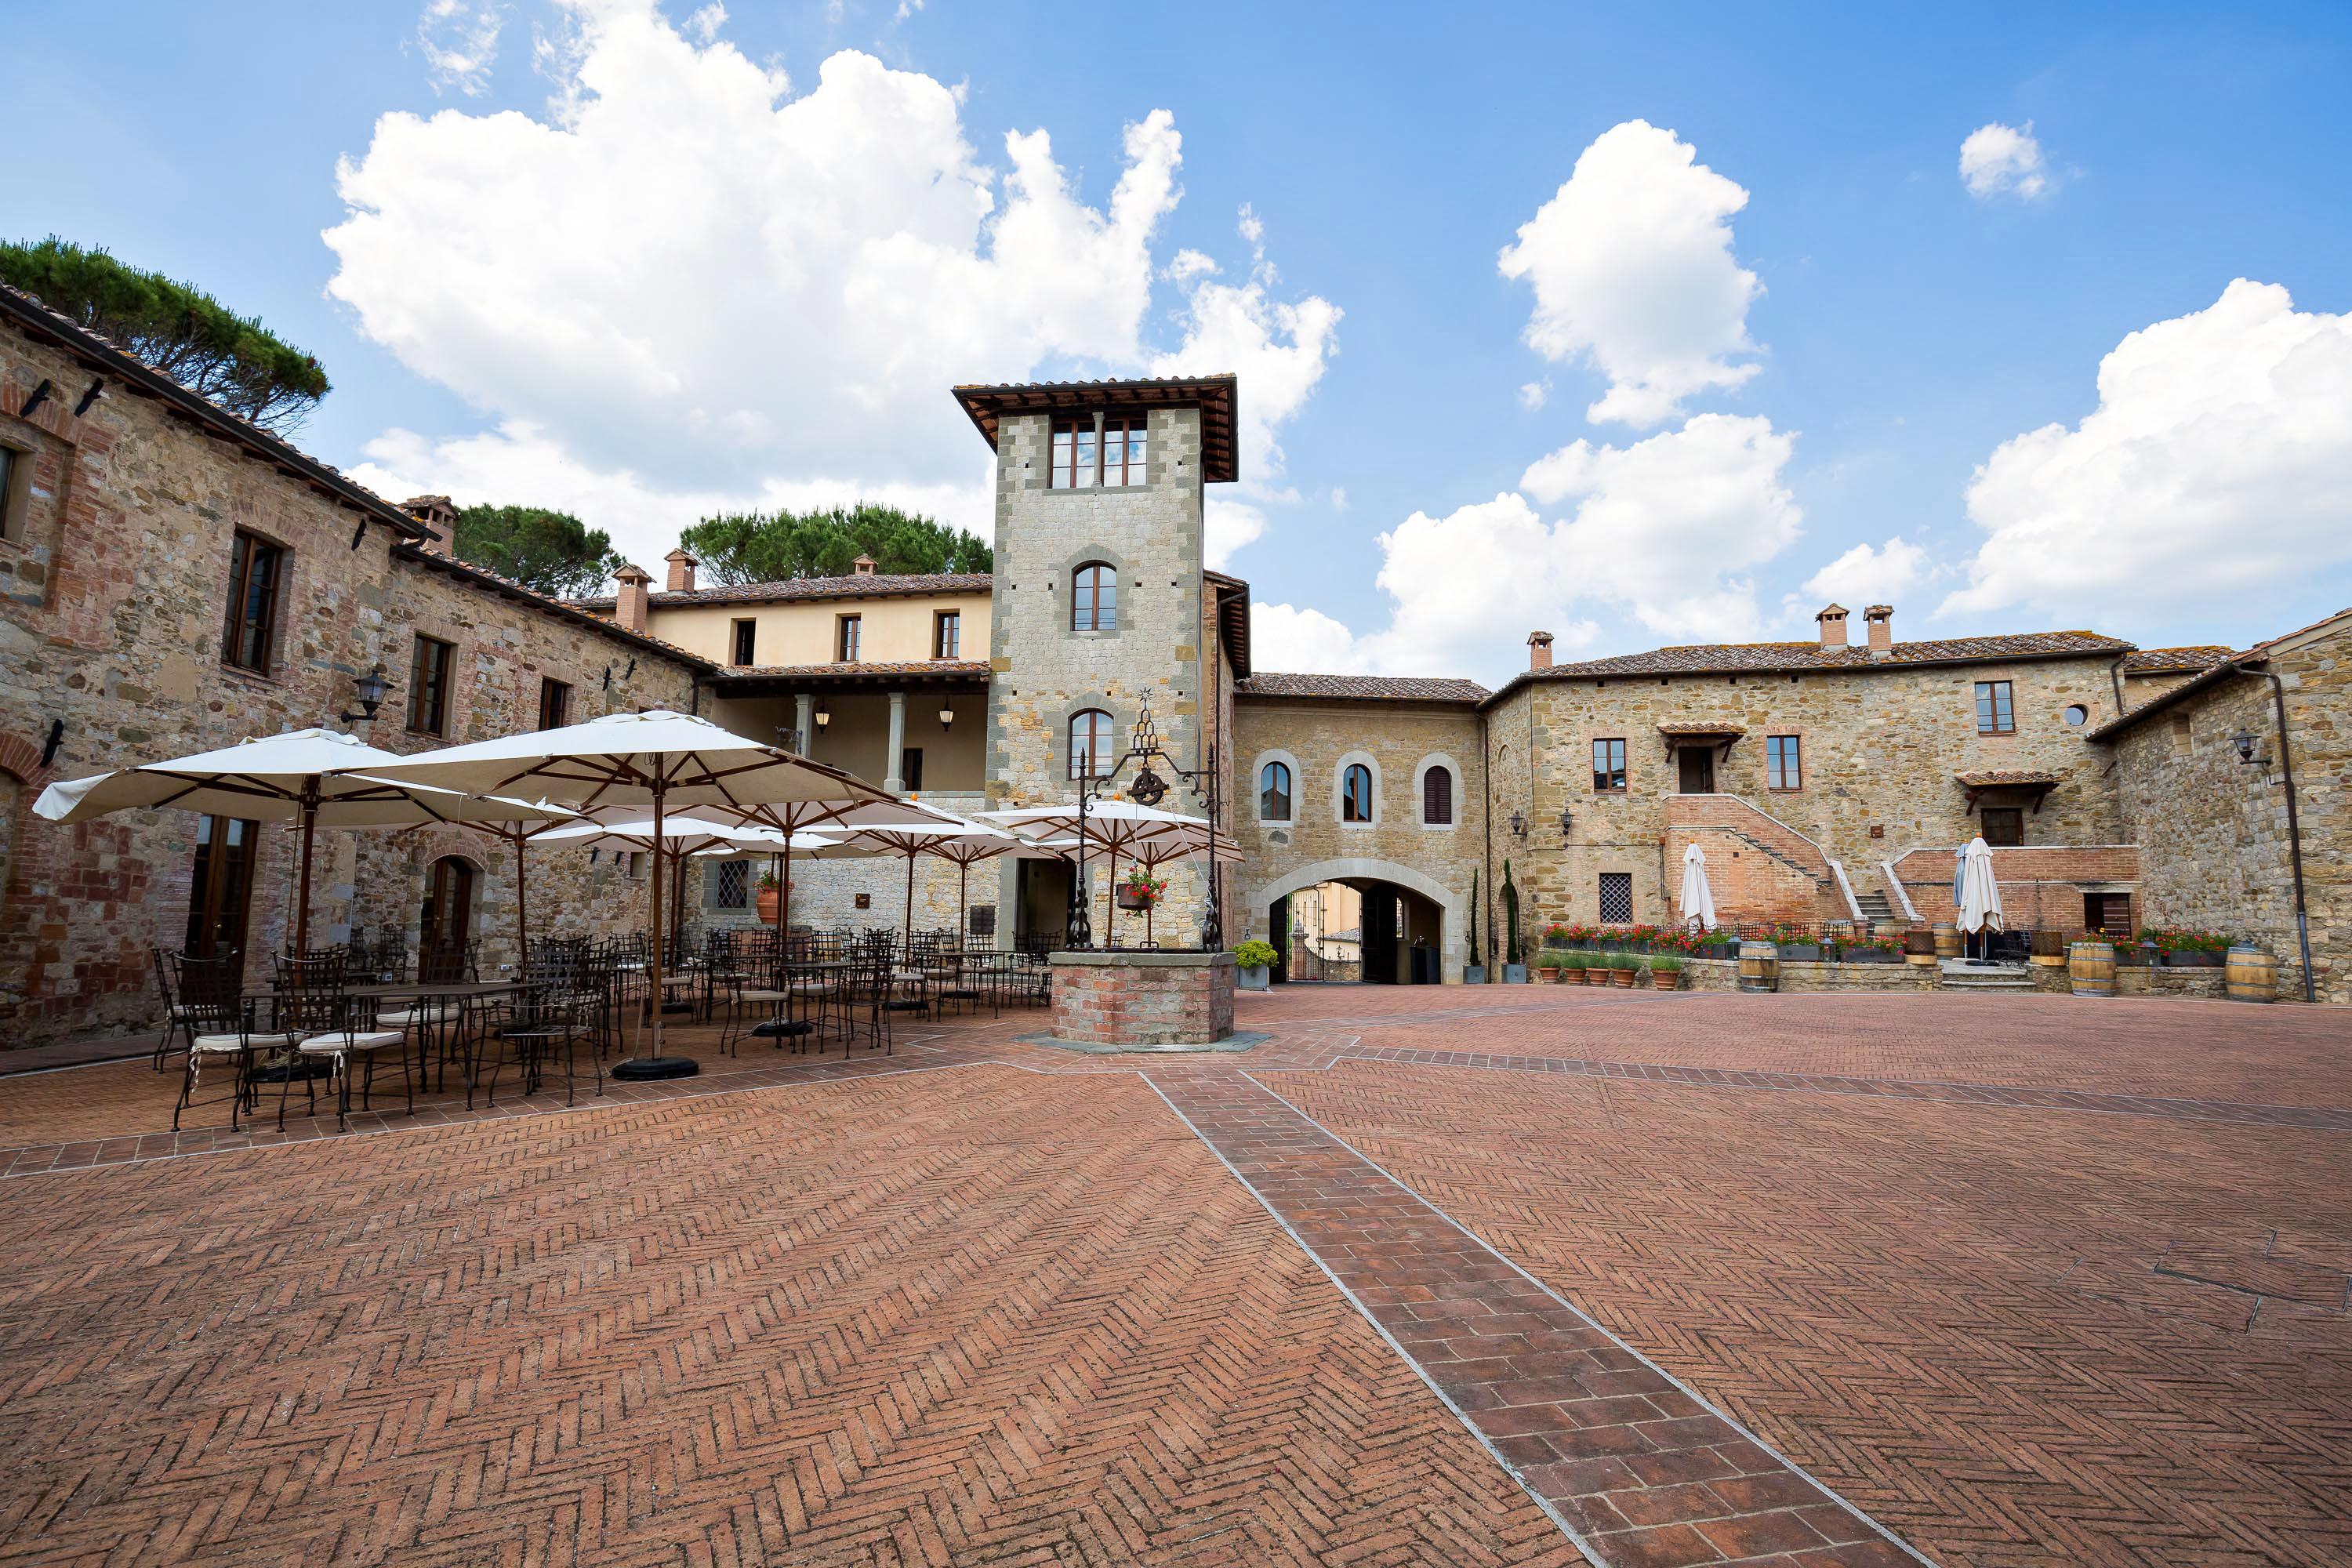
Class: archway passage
1279,876,1442,985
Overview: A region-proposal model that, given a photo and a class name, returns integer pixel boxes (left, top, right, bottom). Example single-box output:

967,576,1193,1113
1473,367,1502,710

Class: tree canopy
0,237,331,434
453,505,625,599
679,503,993,586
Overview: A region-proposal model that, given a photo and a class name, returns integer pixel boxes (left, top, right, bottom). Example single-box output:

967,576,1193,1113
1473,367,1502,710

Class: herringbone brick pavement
0,1065,1580,1566
1272,1059,2352,1566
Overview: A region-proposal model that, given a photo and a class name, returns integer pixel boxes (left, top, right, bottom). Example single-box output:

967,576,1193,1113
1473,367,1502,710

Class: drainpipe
2107,654,2128,719
2259,671,2317,1002
1479,702,1494,974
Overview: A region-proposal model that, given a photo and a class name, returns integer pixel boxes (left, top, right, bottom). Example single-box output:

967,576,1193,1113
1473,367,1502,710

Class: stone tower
951,376,1241,946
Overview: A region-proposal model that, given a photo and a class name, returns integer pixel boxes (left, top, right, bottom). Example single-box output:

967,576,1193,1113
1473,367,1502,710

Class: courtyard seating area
0,983,2344,1566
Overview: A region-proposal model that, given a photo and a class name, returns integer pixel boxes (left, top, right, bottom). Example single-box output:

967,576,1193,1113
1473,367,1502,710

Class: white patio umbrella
348,709,918,1076
800,813,1024,957
32,728,566,956
1956,835,2005,959
1677,842,1717,932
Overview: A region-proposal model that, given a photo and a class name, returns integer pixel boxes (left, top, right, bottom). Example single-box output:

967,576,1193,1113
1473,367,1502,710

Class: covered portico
705,663,991,796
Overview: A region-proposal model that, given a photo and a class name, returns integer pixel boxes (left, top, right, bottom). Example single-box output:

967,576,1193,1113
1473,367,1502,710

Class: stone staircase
1936,958,2034,992
1854,889,1896,925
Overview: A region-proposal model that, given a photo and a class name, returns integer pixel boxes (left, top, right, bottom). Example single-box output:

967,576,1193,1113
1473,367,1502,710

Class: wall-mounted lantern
338,665,390,727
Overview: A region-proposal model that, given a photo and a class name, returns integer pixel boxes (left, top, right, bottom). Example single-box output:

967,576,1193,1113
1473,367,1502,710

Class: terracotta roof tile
1234,672,1490,703
2122,645,2237,673
711,660,992,681
1953,768,2062,788
1656,720,1748,736
1526,630,2132,682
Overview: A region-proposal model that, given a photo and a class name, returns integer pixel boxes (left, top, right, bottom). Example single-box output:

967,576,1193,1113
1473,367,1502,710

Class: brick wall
1889,845,2140,931
1049,953,1236,1045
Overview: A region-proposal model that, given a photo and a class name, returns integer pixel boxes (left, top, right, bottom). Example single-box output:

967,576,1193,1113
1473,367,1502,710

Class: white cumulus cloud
1791,535,1933,615
1959,121,2050,201
416,0,504,96
1497,120,1762,428
1204,499,1265,572
327,0,1335,569
1251,603,1372,675
1944,279,2352,620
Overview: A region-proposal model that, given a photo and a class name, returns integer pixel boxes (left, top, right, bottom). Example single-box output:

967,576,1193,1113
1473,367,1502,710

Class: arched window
1259,760,1292,822
1072,563,1117,632
1341,763,1374,822
1069,709,1111,779
1421,765,1454,826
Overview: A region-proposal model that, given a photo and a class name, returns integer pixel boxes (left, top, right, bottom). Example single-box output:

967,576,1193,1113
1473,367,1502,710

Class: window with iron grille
1591,738,1627,793
1974,680,2015,735
1766,734,1802,790
713,859,749,909
968,904,996,938
1599,872,1633,924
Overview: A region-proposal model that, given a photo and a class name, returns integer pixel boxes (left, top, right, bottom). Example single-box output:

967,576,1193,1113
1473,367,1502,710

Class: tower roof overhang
953,375,1240,483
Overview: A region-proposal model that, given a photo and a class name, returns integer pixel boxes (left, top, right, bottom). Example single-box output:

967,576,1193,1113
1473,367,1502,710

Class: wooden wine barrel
2225,945,2277,1004
1933,924,1962,959
2068,940,2115,997
1737,940,1780,994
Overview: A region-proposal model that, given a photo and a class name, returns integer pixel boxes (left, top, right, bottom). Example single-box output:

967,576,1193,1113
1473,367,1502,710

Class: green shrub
1234,939,1279,969
1535,950,1564,970
1649,955,1685,973
1562,951,1589,970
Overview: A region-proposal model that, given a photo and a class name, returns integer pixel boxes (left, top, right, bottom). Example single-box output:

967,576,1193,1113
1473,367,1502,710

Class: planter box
1464,966,1486,985
1781,945,1822,963
2162,951,2223,968
1504,964,1529,984
1237,964,1269,992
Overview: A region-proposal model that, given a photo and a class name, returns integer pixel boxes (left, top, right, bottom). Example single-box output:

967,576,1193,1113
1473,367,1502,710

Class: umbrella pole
957,860,969,949
515,837,529,971
903,851,916,964
294,786,318,956
614,778,696,1082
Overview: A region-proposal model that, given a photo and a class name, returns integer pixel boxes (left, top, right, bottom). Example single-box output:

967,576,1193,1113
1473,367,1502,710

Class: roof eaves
0,283,428,545
394,545,716,672
2084,655,2263,741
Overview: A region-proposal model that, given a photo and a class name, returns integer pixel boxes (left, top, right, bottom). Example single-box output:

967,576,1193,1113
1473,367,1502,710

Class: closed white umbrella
1678,842,1717,932
33,728,565,956
350,709,920,1076
1957,835,2004,958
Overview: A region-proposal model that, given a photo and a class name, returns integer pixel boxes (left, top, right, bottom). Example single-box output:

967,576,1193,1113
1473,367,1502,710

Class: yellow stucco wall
646,591,991,667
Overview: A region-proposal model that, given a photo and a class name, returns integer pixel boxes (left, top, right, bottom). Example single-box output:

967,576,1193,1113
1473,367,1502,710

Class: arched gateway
1252,857,1464,985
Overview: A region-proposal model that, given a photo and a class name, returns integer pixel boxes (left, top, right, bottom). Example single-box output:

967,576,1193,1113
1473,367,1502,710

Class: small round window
2063,704,2089,728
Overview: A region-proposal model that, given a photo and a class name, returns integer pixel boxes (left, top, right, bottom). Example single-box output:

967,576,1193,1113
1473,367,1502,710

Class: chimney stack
664,548,699,593
1526,630,1555,671
1815,603,1849,648
1864,604,1894,655
401,495,458,558
613,564,653,633
852,554,877,578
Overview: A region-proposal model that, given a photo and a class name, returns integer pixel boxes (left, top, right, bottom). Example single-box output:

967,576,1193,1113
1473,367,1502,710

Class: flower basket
1114,887,1154,911
1116,867,1168,912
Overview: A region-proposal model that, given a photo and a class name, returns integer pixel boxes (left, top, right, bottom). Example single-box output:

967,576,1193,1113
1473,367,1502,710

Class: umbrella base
612,1056,701,1081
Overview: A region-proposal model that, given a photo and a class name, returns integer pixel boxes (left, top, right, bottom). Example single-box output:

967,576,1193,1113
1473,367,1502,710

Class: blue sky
13,1,2352,684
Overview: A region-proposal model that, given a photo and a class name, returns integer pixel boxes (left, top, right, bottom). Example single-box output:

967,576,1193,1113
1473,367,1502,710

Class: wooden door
420,856,474,975
1678,747,1715,794
184,815,256,964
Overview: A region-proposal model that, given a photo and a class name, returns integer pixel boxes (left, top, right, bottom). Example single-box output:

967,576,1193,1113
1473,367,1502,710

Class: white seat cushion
378,1005,454,1027
299,1031,405,1054
191,1033,295,1052
735,989,792,1004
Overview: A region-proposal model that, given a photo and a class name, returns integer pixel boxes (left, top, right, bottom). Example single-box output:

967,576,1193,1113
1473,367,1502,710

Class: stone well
1047,951,1239,1048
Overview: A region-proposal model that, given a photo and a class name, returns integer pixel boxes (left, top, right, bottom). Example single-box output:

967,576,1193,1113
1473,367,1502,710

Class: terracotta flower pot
1564,967,1587,985
1650,968,1677,990
1115,887,1154,911
756,887,780,925
1610,967,1635,988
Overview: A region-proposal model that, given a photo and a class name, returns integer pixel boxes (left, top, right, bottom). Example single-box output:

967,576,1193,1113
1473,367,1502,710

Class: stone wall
1680,956,1936,993
1888,844,2140,931
1230,696,1485,979
1049,950,1236,1046
0,314,703,1044
2111,615,2351,1004
982,406,1218,943
1506,654,2128,935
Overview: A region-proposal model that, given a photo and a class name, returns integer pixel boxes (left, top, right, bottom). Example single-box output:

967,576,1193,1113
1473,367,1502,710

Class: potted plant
1609,953,1639,988
755,870,781,925
1777,923,1822,963
1235,938,1278,991
2148,927,2228,967
1465,866,1486,984
1501,858,1527,982
1116,866,1167,911
1557,951,1587,985
1649,954,1683,990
